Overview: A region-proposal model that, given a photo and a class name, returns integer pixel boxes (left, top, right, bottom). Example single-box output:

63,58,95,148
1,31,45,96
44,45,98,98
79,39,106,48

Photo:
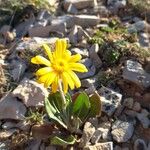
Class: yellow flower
31,39,88,93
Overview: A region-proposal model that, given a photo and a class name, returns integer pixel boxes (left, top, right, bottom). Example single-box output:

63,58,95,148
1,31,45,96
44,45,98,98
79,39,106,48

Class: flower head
31,39,88,93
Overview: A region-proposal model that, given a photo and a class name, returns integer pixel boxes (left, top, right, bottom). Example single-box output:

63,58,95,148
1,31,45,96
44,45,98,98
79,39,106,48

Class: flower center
52,59,68,73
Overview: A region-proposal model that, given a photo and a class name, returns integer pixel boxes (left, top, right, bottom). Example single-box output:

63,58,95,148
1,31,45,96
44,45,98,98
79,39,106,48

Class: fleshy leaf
88,92,102,117
51,135,76,147
73,92,90,121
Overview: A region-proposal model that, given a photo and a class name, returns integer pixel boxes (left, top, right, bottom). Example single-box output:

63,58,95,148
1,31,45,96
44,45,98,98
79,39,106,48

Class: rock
88,118,98,128
0,25,11,34
111,120,134,143
51,15,74,28
0,142,7,150
84,142,113,150
141,92,150,108
123,60,150,88
98,86,122,116
89,44,102,69
134,139,147,150
46,146,57,150
9,59,27,82
138,32,150,48
85,85,96,95
123,97,134,109
93,5,109,16
71,48,89,58
31,123,54,139
132,102,141,112
91,130,101,144
28,24,66,37
145,57,150,73
81,78,96,88
97,121,111,140
0,129,17,140
67,3,78,14
0,93,26,120
136,110,150,128
124,109,137,118
26,139,41,150
128,21,148,33
74,15,100,28
114,104,125,117
12,78,48,107
15,121,31,132
2,122,17,129
79,122,95,147
14,16,35,38
64,0,96,10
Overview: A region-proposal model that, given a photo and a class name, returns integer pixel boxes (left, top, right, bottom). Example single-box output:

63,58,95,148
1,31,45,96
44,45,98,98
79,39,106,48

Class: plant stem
58,80,66,108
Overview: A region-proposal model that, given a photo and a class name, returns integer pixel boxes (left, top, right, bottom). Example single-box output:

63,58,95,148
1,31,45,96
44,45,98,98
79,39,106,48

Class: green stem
58,80,66,108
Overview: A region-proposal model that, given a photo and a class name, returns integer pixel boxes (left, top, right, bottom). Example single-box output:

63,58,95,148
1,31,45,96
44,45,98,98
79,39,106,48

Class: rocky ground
0,0,150,150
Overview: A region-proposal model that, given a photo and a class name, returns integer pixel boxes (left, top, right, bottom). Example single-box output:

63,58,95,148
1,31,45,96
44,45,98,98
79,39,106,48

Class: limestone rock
0,94,26,120
111,120,134,143
12,78,48,107
134,139,147,150
98,86,122,116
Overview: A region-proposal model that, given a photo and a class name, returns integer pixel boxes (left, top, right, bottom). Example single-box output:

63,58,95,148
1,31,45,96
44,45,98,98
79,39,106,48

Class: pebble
133,139,147,150
123,98,134,109
111,120,134,143
12,78,48,107
98,86,122,116
132,102,141,112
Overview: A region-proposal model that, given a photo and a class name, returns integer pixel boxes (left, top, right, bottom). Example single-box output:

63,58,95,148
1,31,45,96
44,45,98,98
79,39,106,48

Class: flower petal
67,70,81,88
61,74,68,93
55,39,62,58
42,44,53,62
61,39,67,53
69,63,88,72
69,54,82,62
51,75,59,93
35,67,53,76
31,55,51,66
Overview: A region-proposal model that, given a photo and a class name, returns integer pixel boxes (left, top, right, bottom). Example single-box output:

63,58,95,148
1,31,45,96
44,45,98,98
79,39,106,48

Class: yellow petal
67,70,81,88
62,72,74,90
69,54,82,62
55,39,62,58
37,73,50,83
51,76,59,93
61,39,67,53
42,44,53,62
44,72,56,88
35,67,53,76
31,55,51,66
61,74,68,93
69,63,88,72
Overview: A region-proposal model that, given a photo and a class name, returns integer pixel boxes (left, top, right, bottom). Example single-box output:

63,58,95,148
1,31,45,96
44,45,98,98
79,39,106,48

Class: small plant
31,39,101,147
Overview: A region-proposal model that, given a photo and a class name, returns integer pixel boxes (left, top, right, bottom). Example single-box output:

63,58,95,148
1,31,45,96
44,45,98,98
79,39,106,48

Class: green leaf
45,97,67,129
51,135,76,147
88,92,102,117
73,92,90,121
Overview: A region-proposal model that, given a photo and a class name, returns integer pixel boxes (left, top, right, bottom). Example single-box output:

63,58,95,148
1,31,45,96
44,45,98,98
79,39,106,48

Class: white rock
134,139,147,150
74,15,100,27
79,122,95,147
0,94,26,120
95,142,113,150
71,47,89,58
64,0,96,10
111,120,134,143
138,32,150,48
123,60,150,88
89,44,102,69
98,86,122,116
81,78,96,88
12,78,48,107
2,122,17,129
0,129,17,140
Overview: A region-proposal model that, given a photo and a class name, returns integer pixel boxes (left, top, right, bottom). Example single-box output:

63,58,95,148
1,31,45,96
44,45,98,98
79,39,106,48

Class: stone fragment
67,4,78,14
0,129,17,140
12,78,48,107
74,15,100,27
91,130,101,144
123,97,134,109
128,21,148,33
85,85,96,95
79,122,95,147
138,32,150,48
134,139,147,150
64,0,96,10
136,110,150,128
89,44,102,69
114,104,125,117
81,78,95,88
84,142,113,150
123,60,150,88
31,123,54,139
28,24,66,37
98,86,122,116
71,48,89,58
132,102,141,112
26,139,41,150
111,120,134,143
9,59,27,82
2,122,17,129
46,146,57,150
124,109,137,118
14,16,35,38
0,94,26,120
